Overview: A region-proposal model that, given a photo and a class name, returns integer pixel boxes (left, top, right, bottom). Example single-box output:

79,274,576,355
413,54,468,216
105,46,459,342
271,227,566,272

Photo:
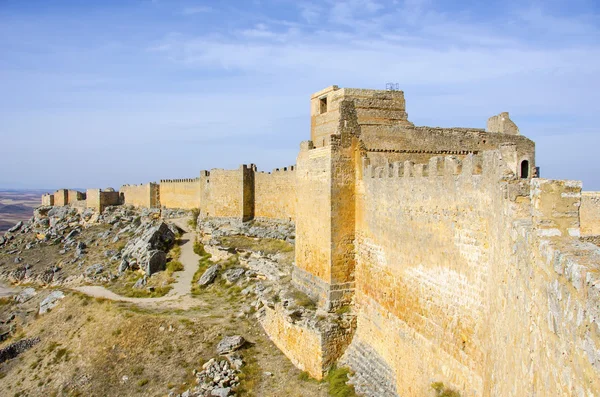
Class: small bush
167,260,184,274
291,290,316,311
193,240,209,257
188,208,200,229
431,382,461,397
325,366,356,397
336,306,351,315
169,243,182,261
137,378,149,387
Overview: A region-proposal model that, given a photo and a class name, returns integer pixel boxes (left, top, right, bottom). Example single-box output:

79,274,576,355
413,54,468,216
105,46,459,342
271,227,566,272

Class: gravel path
0,282,17,298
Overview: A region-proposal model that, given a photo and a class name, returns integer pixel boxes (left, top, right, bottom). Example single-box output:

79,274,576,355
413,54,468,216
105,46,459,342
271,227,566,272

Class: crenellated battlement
160,178,200,183
363,152,497,181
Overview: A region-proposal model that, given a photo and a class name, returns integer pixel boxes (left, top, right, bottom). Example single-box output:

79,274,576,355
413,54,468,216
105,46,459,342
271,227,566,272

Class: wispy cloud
1,0,600,189
181,5,212,15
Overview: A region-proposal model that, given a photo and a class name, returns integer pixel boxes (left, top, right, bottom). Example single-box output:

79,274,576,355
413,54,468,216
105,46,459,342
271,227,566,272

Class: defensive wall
159,178,201,210
38,85,600,395
275,86,600,396
42,189,86,207
581,192,600,236
254,167,296,222
120,183,159,208
85,189,121,213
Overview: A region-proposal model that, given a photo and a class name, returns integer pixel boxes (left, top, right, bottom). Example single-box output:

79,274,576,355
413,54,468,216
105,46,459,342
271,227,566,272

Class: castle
43,86,600,396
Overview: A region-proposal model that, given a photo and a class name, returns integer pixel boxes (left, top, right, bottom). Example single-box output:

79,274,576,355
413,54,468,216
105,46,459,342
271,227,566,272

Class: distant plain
0,189,47,231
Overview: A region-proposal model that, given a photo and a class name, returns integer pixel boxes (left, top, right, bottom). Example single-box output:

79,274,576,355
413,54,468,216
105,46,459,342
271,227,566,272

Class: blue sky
0,0,599,190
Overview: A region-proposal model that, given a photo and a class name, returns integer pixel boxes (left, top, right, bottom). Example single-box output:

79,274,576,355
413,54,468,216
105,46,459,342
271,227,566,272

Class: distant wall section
159,179,201,210
581,192,600,236
86,189,121,213
254,166,296,222
121,183,160,208
201,165,255,220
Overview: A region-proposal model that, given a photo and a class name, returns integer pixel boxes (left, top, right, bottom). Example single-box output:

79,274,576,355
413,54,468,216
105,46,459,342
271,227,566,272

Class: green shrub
324,366,356,397
167,260,184,274
188,208,200,229
193,240,209,257
431,382,461,397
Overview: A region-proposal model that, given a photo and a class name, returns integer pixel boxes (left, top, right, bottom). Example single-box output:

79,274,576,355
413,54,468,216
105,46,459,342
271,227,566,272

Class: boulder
198,264,220,287
39,291,65,314
211,388,232,397
0,236,5,246
85,264,104,277
0,337,40,364
223,268,245,284
216,335,245,355
118,259,129,274
144,250,166,275
7,221,23,233
14,287,36,303
133,276,147,289
65,229,80,240
122,222,175,263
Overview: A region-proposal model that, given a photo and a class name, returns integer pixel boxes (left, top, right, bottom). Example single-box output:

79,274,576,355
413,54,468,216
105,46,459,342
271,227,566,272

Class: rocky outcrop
39,291,65,314
216,335,246,355
0,337,40,363
121,222,175,276
198,264,220,287
199,219,295,243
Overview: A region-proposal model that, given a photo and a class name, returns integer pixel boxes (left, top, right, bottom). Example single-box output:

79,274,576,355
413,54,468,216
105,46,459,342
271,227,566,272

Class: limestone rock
118,259,129,274
211,387,231,397
122,222,175,275
85,264,104,277
7,221,23,233
223,268,245,283
14,287,36,303
133,277,147,289
0,337,40,364
39,291,65,314
145,250,167,275
198,264,220,287
216,335,245,355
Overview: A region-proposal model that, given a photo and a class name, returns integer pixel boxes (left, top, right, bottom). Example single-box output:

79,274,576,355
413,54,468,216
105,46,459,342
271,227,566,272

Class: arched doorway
521,160,529,178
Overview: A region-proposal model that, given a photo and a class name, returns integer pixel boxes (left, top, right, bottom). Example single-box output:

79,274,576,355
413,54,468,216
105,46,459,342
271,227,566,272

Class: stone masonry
42,86,600,396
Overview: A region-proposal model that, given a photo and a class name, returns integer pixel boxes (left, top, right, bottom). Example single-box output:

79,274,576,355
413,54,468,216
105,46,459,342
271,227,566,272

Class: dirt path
167,220,200,297
74,216,201,307
0,281,18,297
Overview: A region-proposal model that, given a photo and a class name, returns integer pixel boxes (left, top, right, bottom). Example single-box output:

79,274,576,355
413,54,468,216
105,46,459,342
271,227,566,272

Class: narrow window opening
319,97,328,114
521,160,529,178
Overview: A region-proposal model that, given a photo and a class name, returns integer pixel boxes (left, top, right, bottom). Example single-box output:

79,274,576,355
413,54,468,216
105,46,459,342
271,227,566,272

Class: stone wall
294,141,334,306
53,189,68,206
67,190,85,203
486,111,520,135
86,189,121,213
201,168,244,219
159,179,201,210
121,183,160,208
199,165,256,220
41,194,54,206
254,167,296,222
342,150,600,396
581,192,600,236
351,153,499,396
310,86,412,148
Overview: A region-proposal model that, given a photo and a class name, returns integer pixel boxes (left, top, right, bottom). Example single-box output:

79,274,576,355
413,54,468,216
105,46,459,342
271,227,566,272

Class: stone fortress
43,86,600,396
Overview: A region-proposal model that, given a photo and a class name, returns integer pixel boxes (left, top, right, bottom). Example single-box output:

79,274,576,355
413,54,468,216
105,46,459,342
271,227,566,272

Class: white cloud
181,5,211,15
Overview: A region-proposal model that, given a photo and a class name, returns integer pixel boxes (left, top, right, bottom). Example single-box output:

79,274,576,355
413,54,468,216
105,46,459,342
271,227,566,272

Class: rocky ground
0,205,352,397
